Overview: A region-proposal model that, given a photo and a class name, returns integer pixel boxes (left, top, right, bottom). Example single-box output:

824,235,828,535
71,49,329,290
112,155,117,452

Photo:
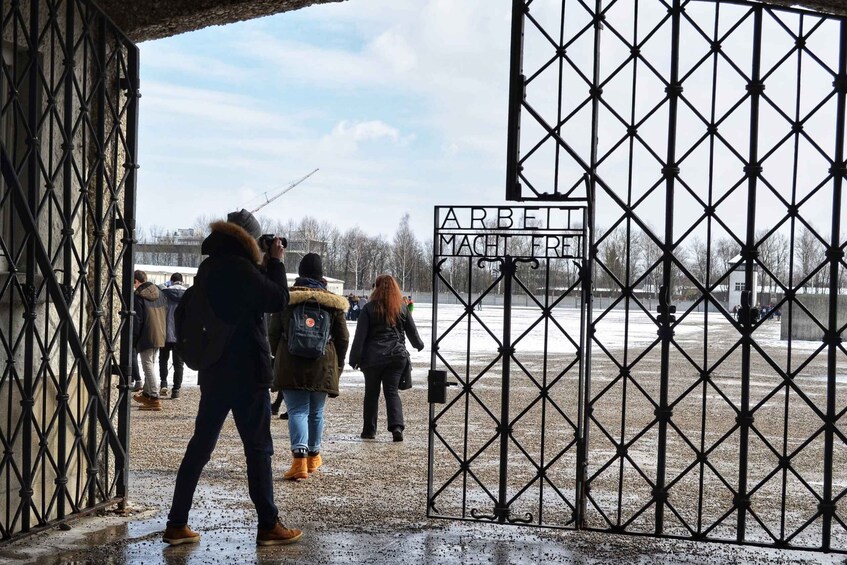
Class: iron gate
428,205,589,528
429,0,847,555
0,0,138,539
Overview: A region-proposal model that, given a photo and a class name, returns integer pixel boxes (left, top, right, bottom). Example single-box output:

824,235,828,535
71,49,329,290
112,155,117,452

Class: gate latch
428,370,458,404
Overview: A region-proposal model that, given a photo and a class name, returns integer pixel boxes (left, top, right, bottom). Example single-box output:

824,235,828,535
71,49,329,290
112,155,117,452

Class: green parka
269,286,350,397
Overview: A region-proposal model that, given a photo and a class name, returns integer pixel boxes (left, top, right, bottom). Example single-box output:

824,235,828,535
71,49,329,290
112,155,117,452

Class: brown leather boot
283,452,308,480
307,452,322,473
256,519,303,546
162,525,200,545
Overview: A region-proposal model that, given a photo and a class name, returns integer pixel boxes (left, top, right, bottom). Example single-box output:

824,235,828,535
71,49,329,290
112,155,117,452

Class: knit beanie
226,208,262,240
298,253,323,279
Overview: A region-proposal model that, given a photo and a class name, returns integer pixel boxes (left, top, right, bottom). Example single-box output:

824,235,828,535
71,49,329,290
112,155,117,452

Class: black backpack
287,299,332,359
174,278,236,370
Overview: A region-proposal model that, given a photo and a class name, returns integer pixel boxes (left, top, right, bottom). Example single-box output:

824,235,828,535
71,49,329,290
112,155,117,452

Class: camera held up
259,234,287,253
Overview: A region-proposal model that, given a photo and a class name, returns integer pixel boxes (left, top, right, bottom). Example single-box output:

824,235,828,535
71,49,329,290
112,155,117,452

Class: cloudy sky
136,0,513,240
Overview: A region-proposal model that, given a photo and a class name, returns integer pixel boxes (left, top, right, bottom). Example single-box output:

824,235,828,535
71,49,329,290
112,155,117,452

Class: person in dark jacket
133,270,168,411
269,253,349,480
159,272,188,399
163,209,302,548
348,274,424,442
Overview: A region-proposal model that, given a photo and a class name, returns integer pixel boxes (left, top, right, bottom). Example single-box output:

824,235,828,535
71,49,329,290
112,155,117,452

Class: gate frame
0,0,138,541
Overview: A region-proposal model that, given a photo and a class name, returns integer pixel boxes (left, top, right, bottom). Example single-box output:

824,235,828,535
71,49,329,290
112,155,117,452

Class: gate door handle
428,370,458,404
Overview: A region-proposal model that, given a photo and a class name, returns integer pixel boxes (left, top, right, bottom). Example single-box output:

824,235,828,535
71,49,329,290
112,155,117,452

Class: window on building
735,282,745,292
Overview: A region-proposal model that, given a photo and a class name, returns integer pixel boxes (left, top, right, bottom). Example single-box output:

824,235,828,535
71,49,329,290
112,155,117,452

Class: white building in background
134,264,345,295
727,254,759,309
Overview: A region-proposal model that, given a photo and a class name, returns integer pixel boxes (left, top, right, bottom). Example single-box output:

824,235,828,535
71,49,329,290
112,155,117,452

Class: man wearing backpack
163,209,302,548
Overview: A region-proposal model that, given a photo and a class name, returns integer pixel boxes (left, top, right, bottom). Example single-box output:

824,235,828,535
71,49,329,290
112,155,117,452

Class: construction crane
249,168,319,214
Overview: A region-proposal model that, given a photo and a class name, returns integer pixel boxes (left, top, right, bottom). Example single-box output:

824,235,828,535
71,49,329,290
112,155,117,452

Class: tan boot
283,455,308,480
307,453,322,473
162,525,200,545
257,519,303,546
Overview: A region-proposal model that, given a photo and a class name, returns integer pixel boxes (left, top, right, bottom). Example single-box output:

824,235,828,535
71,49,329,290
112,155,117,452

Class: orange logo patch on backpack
305,317,316,328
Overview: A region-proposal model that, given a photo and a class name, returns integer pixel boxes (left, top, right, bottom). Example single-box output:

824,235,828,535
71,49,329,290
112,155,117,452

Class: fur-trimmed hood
201,220,262,264
289,286,349,312
135,281,161,301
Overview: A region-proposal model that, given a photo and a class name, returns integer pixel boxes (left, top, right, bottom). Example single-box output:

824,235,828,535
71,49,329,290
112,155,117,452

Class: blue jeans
167,383,278,530
282,389,327,453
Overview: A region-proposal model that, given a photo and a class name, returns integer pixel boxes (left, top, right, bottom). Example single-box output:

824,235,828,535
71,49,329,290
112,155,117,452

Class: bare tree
795,225,826,293
391,213,420,292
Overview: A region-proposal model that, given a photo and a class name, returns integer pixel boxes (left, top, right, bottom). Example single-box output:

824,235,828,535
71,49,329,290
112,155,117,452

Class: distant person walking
160,272,188,399
349,275,424,442
133,270,167,411
269,253,349,480
163,209,302,547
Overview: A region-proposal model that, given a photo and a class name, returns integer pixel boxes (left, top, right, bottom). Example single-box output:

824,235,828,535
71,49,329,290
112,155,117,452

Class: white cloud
331,120,400,142
143,81,304,133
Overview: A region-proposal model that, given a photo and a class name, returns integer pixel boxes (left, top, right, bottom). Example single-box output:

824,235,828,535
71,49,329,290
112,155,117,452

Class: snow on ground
172,302,836,389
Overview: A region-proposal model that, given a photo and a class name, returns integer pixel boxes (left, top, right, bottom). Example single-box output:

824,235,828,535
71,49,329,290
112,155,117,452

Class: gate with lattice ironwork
0,0,138,539
429,0,847,554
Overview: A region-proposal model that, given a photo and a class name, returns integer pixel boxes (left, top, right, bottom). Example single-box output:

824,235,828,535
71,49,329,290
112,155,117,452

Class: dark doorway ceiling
102,0,847,42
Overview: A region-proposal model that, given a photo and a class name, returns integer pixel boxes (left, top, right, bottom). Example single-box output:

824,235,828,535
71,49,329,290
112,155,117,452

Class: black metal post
58,0,77,520
20,0,43,532
654,0,683,535
116,41,140,505
87,14,107,508
496,256,516,523
506,0,526,201
821,18,847,553
737,6,763,543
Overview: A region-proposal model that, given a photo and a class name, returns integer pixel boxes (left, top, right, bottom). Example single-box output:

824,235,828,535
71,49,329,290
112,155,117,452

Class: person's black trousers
362,358,406,434
159,343,185,390
167,383,278,529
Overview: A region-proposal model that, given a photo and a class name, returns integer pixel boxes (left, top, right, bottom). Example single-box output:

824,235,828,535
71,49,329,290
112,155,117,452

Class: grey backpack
287,299,332,359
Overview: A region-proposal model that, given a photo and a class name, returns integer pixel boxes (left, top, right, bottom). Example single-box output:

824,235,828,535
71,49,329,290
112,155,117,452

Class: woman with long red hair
348,274,424,441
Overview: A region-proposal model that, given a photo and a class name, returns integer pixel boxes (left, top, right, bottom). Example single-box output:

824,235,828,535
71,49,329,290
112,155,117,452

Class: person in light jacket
348,274,424,442
159,272,188,398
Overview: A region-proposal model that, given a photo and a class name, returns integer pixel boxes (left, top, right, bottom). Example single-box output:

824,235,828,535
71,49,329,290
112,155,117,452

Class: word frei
435,206,585,259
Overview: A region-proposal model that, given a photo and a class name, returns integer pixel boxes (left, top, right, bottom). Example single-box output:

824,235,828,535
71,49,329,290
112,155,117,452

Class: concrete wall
780,294,847,341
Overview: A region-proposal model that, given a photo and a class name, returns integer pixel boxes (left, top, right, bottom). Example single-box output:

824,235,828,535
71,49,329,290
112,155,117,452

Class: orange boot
284,451,308,480
307,452,322,473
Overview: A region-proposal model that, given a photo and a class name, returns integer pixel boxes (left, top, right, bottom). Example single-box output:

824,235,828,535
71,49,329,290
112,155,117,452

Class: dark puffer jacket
197,220,289,388
269,284,349,397
348,301,424,369
134,282,167,351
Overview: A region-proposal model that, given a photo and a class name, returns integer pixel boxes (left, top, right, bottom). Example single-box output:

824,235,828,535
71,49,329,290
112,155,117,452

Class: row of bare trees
138,216,842,297
140,213,433,293
594,223,840,299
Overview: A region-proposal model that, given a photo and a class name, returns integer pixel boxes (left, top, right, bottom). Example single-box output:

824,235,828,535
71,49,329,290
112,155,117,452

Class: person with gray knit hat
226,208,262,240
164,209,303,547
